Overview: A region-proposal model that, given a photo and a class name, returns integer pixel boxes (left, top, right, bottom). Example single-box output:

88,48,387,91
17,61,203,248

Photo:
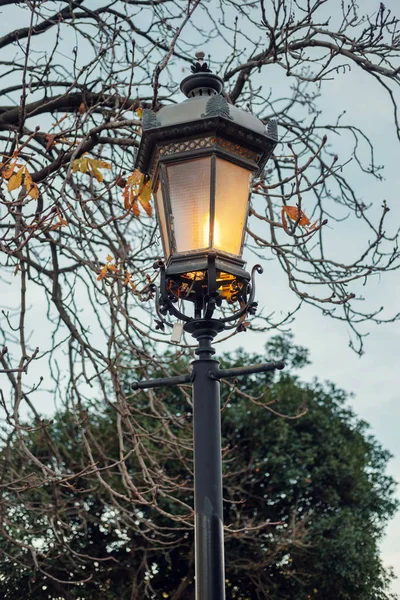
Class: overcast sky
0,0,399,595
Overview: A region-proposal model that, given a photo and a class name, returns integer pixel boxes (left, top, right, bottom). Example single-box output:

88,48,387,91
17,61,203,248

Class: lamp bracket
152,260,263,334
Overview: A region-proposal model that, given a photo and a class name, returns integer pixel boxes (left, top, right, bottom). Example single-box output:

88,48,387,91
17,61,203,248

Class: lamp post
132,52,284,600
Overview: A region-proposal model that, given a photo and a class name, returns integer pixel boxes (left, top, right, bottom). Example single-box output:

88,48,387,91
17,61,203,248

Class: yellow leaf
126,171,142,186
106,254,113,262
24,167,32,185
7,167,24,191
94,159,112,170
140,180,152,203
28,182,40,200
123,170,153,217
79,158,89,173
135,107,143,119
73,155,111,181
138,196,152,217
90,165,103,182
138,180,153,217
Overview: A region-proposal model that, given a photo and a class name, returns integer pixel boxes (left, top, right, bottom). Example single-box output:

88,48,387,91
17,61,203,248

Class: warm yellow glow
203,213,221,248
202,214,209,248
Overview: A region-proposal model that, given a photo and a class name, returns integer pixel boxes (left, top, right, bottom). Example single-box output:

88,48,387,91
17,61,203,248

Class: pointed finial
191,50,212,74
195,50,205,65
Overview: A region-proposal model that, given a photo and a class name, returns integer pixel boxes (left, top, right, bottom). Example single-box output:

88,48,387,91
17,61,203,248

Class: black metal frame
151,257,263,328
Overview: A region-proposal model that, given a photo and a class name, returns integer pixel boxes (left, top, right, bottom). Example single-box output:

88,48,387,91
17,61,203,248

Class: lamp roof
135,52,278,175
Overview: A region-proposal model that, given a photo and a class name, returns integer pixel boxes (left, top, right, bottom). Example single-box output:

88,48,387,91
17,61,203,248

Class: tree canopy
0,336,397,599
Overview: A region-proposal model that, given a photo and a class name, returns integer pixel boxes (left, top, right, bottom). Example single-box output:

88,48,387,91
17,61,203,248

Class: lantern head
135,52,278,316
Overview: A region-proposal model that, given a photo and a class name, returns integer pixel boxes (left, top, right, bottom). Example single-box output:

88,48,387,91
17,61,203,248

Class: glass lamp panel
166,157,211,253
214,158,252,256
156,183,170,258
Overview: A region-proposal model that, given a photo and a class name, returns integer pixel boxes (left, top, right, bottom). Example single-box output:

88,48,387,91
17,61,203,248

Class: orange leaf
281,206,315,233
78,102,86,114
50,218,68,230
123,187,131,210
2,160,18,179
97,265,108,281
135,107,143,119
131,199,140,218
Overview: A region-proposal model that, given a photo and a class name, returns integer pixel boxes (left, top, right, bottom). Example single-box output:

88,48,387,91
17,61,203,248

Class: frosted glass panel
166,158,211,253
156,184,170,258
214,158,251,256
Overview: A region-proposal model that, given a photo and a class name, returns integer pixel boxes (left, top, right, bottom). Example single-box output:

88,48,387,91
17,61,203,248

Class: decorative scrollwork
152,261,263,333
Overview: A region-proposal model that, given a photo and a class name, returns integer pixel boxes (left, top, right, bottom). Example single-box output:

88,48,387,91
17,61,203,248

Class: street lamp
132,52,284,600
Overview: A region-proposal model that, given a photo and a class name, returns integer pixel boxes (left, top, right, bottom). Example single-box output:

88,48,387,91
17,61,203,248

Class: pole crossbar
210,360,285,380
131,361,284,390
131,373,192,390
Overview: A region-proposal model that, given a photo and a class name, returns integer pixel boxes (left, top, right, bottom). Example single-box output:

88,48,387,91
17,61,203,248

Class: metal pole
131,317,285,599
185,319,226,600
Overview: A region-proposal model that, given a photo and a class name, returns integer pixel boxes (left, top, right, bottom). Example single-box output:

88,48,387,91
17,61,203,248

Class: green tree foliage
0,336,397,599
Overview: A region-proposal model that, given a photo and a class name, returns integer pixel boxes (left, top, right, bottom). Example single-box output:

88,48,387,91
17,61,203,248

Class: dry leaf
73,154,112,182
281,206,317,233
44,133,57,151
123,170,153,217
7,168,24,191
123,271,136,291
28,182,40,200
50,209,68,230
23,168,40,199
97,265,108,281
1,159,20,179
131,200,141,218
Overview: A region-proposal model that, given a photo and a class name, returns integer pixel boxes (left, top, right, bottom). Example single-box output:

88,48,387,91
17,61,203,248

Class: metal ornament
201,94,233,120
142,108,161,130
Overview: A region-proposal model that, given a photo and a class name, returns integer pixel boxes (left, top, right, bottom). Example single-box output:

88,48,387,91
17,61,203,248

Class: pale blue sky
0,0,399,595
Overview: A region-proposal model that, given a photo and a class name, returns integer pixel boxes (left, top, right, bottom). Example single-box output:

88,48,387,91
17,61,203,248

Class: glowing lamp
135,52,278,315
